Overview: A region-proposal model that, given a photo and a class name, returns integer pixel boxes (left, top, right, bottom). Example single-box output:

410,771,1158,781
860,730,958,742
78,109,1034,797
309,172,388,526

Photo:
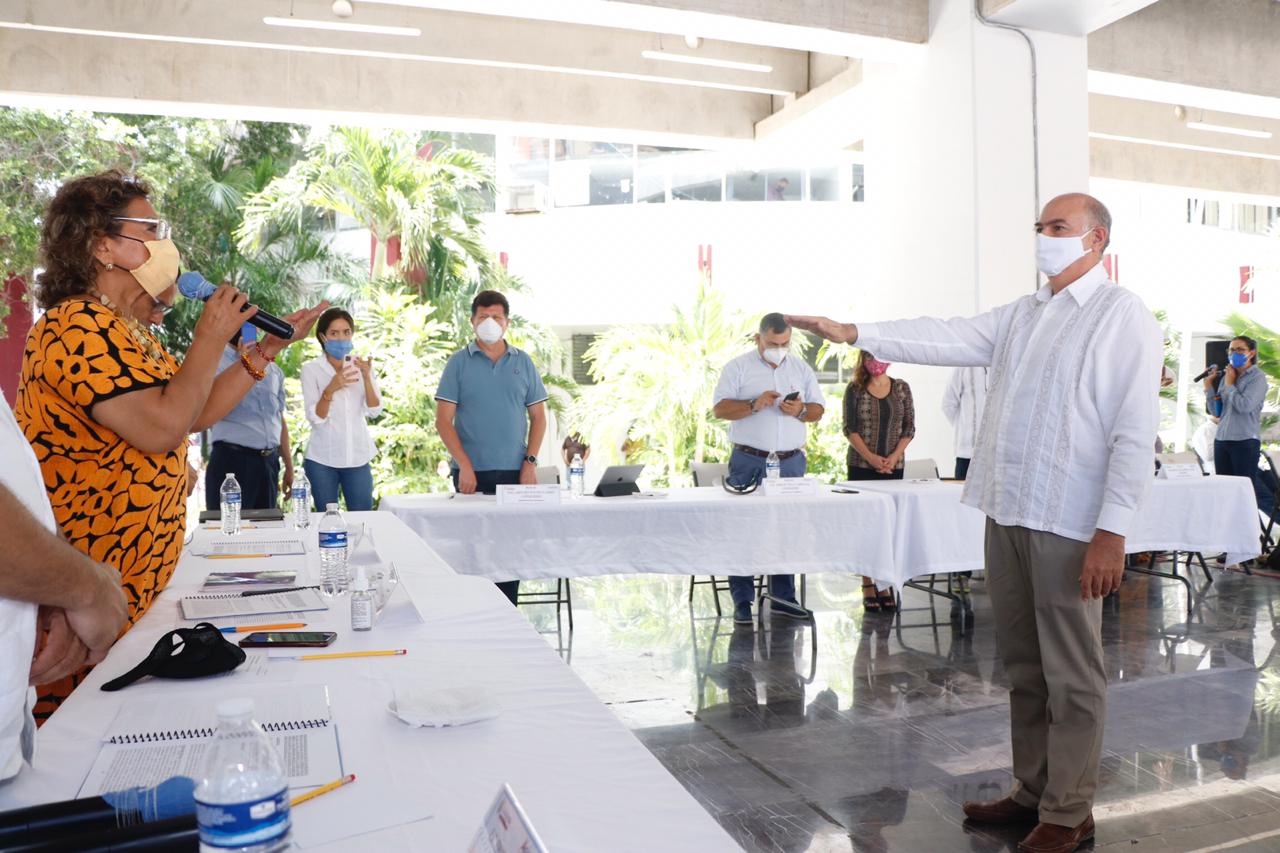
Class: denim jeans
303,459,375,512
725,447,805,606
1214,438,1274,515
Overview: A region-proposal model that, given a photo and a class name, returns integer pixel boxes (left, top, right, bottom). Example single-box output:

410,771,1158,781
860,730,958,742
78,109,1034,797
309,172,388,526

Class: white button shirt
942,366,989,459
301,357,384,468
713,349,825,453
858,263,1162,543
0,399,42,782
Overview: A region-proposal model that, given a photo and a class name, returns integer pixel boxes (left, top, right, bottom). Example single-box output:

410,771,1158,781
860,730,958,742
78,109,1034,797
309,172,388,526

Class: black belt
734,444,802,460
213,441,279,458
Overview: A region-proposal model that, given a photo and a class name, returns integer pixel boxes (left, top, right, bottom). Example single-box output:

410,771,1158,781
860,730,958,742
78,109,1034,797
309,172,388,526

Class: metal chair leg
564,578,574,632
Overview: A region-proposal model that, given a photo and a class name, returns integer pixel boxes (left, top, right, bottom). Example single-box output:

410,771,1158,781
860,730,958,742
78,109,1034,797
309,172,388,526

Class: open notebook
180,587,329,620
79,685,342,796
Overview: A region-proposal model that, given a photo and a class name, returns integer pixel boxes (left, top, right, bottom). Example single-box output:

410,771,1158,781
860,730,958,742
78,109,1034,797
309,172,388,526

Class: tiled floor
519,567,1280,852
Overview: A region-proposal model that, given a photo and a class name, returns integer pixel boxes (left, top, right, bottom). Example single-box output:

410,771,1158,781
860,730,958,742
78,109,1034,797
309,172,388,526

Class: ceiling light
262,16,420,37
331,0,354,17
640,50,771,74
683,35,702,49
1185,120,1272,140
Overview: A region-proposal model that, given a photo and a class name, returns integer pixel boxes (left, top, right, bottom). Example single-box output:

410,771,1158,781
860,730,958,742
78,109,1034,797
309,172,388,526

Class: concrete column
856,0,1090,468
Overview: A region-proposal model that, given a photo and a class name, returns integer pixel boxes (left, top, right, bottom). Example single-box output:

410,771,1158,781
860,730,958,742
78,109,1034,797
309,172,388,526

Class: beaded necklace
90,290,167,364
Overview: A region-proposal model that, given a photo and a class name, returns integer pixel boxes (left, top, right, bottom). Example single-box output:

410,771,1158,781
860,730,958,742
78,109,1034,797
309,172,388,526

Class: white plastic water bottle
291,469,311,530
195,698,291,853
766,451,781,479
318,503,349,597
569,453,585,498
220,473,242,535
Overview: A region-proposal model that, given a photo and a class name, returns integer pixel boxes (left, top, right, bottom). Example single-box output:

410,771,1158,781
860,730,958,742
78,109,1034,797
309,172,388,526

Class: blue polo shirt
436,342,548,472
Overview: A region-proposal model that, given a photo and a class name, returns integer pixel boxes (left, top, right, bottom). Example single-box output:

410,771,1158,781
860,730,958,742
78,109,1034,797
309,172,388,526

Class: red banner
1241,266,1256,304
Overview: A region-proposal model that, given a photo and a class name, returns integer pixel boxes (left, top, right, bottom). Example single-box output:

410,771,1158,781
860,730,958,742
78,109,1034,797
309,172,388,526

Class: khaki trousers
984,520,1105,827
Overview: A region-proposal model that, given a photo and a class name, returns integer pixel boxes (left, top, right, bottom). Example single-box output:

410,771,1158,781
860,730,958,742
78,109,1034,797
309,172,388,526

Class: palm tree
573,275,752,486
236,128,493,294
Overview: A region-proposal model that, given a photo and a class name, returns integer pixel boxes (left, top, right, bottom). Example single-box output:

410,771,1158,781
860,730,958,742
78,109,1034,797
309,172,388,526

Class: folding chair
518,466,574,628
903,458,940,480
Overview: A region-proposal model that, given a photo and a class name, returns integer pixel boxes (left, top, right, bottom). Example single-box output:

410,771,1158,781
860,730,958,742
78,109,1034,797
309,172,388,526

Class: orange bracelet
239,351,266,381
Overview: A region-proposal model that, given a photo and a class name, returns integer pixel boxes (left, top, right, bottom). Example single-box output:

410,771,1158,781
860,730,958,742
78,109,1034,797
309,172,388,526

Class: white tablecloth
0,513,738,853
849,475,1262,577
838,481,986,588
381,487,898,583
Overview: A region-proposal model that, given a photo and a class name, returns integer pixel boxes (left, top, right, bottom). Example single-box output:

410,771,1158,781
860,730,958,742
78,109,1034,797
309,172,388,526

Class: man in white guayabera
790,193,1161,853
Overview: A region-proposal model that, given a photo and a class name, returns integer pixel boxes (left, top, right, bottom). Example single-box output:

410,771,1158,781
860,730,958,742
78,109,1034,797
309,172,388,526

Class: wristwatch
796,403,808,421
524,454,538,465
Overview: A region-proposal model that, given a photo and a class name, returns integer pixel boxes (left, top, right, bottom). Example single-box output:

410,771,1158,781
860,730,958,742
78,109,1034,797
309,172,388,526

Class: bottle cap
352,565,370,591
326,503,339,512
216,697,254,720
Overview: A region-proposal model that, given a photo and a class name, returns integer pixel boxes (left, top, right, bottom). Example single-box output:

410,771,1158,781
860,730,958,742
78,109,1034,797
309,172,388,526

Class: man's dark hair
471,290,510,317
759,312,788,335
1082,195,1112,252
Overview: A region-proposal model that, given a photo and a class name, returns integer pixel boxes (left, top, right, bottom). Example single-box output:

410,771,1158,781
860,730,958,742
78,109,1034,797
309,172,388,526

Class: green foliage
238,127,494,288
573,275,752,487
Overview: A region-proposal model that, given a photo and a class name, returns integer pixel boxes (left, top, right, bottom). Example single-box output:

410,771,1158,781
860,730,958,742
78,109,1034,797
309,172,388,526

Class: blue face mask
323,338,354,360
1229,352,1250,370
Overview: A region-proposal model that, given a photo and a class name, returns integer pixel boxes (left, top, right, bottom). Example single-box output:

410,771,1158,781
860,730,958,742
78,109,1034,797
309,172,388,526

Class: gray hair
1083,195,1112,252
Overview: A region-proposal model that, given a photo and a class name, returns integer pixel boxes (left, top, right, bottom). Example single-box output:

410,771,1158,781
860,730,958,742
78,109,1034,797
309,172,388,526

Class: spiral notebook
79,686,342,796
180,586,329,620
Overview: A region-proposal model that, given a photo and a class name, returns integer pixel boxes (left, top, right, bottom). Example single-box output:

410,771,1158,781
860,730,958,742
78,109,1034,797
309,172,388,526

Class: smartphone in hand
783,391,800,402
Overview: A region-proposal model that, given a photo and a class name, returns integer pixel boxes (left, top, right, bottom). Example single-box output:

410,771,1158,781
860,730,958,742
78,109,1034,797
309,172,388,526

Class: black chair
517,467,574,629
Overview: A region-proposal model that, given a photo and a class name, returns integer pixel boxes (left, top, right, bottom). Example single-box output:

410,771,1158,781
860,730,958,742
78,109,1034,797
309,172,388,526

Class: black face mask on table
101,622,246,692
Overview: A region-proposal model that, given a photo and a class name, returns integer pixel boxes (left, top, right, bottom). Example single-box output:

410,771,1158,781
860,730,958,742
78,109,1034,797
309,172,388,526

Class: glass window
808,166,840,201
765,170,801,202
553,140,635,207
635,145,676,204
669,150,722,202
727,170,766,202
851,164,866,202
504,137,551,212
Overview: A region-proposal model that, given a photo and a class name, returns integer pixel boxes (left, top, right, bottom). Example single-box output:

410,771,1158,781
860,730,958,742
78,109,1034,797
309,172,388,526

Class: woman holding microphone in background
301,308,383,511
1205,335,1273,515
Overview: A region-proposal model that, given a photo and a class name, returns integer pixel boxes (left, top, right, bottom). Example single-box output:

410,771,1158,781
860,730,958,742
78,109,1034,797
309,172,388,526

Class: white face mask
763,347,788,366
1035,233,1091,277
475,316,505,344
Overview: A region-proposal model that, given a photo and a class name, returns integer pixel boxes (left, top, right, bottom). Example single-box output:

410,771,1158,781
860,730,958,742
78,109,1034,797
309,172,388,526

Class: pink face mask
865,358,890,376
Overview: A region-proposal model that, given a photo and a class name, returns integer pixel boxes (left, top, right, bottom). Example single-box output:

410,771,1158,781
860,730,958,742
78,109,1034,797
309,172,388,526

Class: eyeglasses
112,216,172,240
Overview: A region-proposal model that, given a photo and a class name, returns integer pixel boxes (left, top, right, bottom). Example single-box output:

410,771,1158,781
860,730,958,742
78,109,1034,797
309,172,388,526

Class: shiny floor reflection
519,569,1280,852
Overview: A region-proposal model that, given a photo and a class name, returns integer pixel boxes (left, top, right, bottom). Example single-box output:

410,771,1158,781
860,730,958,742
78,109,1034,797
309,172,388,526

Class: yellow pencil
291,773,356,807
205,553,272,559
289,649,408,662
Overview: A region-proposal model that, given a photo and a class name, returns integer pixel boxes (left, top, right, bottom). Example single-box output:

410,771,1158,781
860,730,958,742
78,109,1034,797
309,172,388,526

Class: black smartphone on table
238,631,338,648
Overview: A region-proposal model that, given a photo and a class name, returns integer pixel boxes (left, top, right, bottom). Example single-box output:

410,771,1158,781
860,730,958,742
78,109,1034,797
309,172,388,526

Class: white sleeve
301,362,328,427
802,364,825,406
363,370,384,418
1093,299,1163,537
941,368,963,424
712,360,739,405
856,305,1009,367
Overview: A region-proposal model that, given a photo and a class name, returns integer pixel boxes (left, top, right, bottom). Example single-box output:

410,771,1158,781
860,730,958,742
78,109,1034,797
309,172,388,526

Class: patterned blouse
15,298,188,720
843,377,916,471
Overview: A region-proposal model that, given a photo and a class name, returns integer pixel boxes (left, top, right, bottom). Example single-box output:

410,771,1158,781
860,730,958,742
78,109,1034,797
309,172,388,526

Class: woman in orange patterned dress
15,171,326,720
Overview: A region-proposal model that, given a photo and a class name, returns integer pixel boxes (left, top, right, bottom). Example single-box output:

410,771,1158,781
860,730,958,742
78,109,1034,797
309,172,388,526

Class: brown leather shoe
962,796,1040,824
1017,815,1095,853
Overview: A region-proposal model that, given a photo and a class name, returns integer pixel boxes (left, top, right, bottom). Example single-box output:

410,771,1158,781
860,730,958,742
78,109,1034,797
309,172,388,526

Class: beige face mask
123,238,182,298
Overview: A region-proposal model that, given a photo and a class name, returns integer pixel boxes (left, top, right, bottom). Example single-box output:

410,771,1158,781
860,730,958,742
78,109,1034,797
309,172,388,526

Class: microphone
178,272,295,340
1193,364,1219,382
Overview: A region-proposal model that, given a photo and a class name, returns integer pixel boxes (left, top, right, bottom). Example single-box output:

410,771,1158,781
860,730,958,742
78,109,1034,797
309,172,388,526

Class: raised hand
785,315,857,344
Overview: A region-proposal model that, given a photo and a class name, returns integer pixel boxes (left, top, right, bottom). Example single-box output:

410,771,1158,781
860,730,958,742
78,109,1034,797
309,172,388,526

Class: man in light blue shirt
205,324,293,511
1205,334,1273,513
436,290,548,604
712,313,825,625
